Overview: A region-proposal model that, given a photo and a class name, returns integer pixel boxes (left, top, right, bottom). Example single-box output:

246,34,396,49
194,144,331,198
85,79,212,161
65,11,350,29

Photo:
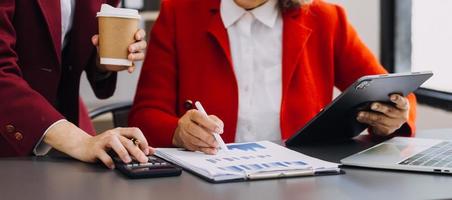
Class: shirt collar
251,0,279,28
220,0,280,29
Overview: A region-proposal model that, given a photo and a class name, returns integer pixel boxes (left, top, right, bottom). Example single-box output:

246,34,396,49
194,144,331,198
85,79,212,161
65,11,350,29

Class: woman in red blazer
129,0,416,154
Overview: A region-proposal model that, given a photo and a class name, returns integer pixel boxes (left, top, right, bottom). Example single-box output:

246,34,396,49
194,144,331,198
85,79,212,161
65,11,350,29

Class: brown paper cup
98,17,138,66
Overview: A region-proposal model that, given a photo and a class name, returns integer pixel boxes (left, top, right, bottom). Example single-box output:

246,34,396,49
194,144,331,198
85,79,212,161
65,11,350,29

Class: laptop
341,137,452,174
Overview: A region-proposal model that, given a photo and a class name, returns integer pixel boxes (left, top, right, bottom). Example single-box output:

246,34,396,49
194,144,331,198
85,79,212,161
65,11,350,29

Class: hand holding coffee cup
91,30,146,73
93,4,147,73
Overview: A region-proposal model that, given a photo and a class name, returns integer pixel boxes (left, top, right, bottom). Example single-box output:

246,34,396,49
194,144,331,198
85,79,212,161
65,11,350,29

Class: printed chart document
156,141,341,183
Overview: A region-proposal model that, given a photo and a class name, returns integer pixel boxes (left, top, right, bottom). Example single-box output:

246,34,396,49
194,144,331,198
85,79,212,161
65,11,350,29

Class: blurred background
81,0,452,132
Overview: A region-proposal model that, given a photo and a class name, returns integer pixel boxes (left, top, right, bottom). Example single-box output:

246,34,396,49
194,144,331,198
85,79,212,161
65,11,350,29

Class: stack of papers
156,141,341,182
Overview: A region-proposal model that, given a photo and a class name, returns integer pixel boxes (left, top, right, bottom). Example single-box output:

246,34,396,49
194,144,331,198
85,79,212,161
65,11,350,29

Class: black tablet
285,71,433,146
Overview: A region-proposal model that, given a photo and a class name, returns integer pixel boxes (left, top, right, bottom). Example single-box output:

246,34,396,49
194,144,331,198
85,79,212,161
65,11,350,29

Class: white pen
194,101,229,152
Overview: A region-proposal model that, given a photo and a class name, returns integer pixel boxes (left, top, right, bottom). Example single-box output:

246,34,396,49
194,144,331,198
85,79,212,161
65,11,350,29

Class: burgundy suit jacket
0,0,119,156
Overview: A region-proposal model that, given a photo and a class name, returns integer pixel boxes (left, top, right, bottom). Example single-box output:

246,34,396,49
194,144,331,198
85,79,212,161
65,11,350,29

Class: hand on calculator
110,152,182,179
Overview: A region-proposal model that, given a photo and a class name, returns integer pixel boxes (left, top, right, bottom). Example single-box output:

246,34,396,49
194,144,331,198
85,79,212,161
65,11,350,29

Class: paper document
156,141,341,182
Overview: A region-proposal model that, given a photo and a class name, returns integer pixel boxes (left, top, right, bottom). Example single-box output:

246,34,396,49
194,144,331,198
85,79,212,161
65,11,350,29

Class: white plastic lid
96,4,141,19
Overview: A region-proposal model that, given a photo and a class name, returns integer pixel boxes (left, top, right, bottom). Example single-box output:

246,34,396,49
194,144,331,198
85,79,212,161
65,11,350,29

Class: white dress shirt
221,0,283,142
33,0,75,155
61,0,76,48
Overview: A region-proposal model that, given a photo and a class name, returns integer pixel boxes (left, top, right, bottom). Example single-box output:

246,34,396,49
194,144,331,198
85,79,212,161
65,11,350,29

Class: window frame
380,0,452,111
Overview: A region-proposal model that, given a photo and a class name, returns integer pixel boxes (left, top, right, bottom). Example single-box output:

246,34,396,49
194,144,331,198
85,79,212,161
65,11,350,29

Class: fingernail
214,127,222,134
371,104,379,110
357,113,363,120
125,156,132,163
391,95,398,101
145,148,150,155
141,155,148,163
148,147,155,154
211,148,218,155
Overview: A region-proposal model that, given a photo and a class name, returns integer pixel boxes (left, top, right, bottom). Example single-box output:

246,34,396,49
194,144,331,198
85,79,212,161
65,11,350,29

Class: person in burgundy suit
0,0,151,168
129,0,417,155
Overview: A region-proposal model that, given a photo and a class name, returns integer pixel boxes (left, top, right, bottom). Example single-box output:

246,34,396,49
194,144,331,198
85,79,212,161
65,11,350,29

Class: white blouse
221,0,283,142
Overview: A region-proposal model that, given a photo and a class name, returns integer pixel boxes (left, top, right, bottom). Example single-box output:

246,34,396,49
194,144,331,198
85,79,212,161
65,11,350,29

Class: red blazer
0,0,119,156
129,0,417,147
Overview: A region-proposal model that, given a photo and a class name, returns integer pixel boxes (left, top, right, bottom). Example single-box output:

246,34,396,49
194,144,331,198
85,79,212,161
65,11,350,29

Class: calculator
112,155,182,179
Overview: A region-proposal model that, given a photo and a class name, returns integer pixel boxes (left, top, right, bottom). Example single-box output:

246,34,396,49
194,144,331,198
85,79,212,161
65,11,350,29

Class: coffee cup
96,4,141,66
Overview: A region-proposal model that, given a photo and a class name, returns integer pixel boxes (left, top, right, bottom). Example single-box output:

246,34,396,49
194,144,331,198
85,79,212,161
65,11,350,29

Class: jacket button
14,132,23,141
5,125,15,133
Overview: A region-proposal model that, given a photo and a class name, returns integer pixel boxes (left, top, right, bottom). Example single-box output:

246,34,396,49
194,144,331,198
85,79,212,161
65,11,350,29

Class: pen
194,101,229,152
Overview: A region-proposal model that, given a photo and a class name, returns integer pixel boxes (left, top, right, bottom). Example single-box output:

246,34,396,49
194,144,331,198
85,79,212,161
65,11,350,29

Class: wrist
94,57,114,81
95,55,106,72
172,127,183,147
44,121,93,161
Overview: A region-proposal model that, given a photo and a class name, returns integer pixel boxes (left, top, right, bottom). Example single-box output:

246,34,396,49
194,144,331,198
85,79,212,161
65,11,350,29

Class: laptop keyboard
399,141,452,168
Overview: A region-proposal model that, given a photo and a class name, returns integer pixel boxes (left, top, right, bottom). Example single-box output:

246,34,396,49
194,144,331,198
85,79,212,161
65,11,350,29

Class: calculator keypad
111,153,182,179
124,156,171,169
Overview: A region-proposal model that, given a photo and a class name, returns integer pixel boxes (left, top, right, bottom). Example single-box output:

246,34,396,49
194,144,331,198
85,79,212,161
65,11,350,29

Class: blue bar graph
227,143,266,152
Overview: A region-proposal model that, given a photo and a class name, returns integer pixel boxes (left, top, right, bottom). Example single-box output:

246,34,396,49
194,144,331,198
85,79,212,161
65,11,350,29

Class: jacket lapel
206,0,233,66
69,0,118,69
69,0,98,69
36,0,62,64
281,8,312,97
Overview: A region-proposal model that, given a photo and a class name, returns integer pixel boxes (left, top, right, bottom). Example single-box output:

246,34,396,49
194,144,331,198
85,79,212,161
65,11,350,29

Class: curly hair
279,0,312,9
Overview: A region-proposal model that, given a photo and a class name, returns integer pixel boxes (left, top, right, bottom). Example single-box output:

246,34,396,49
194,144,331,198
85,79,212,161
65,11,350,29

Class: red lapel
36,0,62,64
281,8,312,98
206,0,233,67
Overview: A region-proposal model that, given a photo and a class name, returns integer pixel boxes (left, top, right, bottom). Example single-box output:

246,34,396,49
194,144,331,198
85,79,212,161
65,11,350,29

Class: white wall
79,62,141,108
411,0,452,93
327,0,380,58
80,0,452,130
328,0,452,130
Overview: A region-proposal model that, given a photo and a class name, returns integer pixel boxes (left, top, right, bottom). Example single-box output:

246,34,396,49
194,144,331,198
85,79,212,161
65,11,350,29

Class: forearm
43,121,93,162
85,52,118,99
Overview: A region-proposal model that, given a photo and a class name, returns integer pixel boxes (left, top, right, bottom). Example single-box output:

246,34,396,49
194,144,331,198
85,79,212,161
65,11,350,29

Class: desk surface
2,129,452,200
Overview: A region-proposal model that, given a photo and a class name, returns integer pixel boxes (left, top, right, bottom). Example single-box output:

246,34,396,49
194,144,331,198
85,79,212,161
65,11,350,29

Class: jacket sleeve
0,0,64,156
332,4,417,137
83,0,119,99
84,53,118,99
128,0,179,147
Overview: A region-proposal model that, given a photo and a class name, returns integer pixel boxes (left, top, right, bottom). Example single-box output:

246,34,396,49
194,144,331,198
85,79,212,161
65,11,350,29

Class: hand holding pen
194,101,229,152
172,100,226,155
